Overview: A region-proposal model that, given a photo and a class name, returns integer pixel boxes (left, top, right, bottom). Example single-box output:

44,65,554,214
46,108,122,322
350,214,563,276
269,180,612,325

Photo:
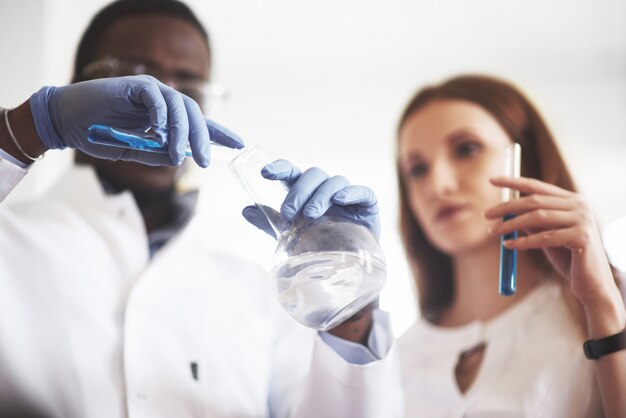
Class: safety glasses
79,57,227,114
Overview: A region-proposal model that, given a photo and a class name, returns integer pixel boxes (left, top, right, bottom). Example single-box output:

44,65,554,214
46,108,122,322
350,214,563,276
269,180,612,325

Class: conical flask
229,146,386,331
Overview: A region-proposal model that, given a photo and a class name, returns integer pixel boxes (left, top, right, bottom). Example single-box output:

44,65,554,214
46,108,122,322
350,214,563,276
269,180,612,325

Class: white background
1,0,625,335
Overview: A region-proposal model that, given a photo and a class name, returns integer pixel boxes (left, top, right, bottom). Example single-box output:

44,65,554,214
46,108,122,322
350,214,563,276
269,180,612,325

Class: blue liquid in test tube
499,143,521,296
87,125,193,157
87,124,242,162
499,213,518,296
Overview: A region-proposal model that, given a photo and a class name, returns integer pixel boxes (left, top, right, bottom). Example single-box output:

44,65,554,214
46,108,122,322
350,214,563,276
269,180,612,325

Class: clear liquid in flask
272,251,386,331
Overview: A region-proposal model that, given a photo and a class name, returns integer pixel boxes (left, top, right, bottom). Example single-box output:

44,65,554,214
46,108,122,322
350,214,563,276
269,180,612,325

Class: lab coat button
136,392,147,401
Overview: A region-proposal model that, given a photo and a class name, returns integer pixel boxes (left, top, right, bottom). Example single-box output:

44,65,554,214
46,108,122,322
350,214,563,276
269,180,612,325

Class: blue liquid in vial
87,125,193,157
499,213,517,296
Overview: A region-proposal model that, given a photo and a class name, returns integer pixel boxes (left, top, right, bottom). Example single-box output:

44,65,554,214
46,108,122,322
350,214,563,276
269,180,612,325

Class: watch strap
583,328,626,360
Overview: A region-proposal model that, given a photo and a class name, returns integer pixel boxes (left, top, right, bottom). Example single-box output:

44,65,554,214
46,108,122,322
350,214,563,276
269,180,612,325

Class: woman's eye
409,163,428,178
456,141,482,157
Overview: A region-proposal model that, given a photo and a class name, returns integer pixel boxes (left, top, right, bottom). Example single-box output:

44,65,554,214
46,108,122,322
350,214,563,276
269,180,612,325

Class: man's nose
144,67,178,89
160,76,178,89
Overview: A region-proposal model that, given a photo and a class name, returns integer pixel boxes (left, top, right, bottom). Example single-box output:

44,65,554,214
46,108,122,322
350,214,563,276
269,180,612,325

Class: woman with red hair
395,75,625,417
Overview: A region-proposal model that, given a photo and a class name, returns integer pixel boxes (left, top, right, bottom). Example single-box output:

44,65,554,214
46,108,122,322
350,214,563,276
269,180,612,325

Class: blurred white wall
1,0,625,335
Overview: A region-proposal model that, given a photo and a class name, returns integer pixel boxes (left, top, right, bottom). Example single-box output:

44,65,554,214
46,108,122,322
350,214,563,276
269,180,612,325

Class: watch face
583,340,601,359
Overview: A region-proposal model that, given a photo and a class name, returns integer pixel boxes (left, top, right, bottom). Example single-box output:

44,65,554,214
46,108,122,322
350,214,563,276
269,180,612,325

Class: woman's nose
426,159,458,197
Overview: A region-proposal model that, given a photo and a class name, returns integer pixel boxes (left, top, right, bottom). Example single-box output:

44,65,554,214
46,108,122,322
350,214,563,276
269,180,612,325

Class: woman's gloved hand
28,75,243,167
242,159,381,239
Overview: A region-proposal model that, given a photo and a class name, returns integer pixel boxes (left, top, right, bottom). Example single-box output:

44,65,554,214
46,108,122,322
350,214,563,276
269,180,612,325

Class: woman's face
398,99,513,255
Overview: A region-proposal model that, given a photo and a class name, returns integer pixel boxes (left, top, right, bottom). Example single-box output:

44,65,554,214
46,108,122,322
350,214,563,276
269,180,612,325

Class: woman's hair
396,75,577,320
71,0,210,83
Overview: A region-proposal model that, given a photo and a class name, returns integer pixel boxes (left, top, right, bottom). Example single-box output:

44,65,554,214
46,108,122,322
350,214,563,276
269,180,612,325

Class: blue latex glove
242,159,380,239
28,75,244,166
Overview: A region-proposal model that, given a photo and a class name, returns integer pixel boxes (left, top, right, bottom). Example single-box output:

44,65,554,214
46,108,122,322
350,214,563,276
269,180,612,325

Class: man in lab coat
0,0,400,417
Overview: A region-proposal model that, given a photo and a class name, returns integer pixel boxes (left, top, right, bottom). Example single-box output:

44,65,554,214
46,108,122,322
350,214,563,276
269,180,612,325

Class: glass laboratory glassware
499,142,521,296
229,146,387,331
84,124,386,330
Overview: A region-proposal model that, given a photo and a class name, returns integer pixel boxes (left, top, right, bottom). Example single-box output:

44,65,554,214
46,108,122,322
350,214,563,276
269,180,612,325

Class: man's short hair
72,0,210,83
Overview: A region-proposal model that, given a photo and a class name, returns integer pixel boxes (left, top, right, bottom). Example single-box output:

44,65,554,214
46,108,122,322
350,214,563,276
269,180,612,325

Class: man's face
82,14,210,193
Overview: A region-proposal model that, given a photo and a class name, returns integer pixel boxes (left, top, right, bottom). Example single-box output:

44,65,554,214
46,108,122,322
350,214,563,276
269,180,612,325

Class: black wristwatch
583,328,626,360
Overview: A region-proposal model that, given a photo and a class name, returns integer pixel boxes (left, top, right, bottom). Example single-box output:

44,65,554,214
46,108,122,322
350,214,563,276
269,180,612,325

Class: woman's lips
435,205,469,222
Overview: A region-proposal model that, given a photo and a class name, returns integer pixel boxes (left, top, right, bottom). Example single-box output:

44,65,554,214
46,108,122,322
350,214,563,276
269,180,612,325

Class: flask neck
256,204,291,239
229,145,291,238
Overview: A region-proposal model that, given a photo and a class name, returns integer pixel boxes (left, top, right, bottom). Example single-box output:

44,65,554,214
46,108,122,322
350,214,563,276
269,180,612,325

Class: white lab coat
0,165,401,418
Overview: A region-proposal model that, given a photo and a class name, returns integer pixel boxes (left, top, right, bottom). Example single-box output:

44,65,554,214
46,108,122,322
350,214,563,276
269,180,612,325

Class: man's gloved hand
242,159,380,239
28,75,243,166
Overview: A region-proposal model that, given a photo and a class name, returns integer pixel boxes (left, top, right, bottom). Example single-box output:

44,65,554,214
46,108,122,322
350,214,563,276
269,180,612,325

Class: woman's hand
486,176,626,418
485,176,622,311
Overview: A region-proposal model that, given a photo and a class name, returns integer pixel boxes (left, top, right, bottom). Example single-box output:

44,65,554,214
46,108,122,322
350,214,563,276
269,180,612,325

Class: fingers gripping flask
229,147,387,331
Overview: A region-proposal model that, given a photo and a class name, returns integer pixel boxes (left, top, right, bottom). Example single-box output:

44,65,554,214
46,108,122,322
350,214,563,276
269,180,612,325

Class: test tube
499,142,521,296
87,124,241,162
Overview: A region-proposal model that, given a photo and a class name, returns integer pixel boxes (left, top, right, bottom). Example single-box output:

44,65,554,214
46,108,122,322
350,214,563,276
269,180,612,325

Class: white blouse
398,281,602,417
